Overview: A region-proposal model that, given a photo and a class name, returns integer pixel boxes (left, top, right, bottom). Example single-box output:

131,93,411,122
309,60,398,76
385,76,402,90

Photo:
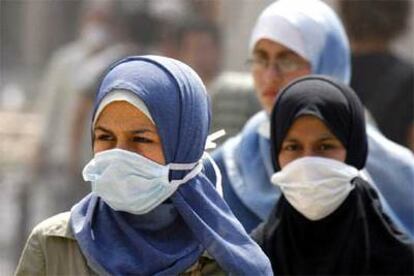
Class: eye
282,143,300,151
95,134,114,141
278,57,306,72
256,57,269,66
318,143,336,151
248,56,269,69
132,136,154,143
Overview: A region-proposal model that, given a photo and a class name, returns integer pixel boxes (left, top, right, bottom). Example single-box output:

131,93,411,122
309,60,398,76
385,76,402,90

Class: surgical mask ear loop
204,129,226,196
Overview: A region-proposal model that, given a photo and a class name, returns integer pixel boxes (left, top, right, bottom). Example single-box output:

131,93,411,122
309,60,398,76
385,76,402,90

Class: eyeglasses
246,56,309,74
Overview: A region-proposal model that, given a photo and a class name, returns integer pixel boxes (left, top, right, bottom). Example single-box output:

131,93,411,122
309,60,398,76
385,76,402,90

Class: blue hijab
70,56,272,275
221,0,350,223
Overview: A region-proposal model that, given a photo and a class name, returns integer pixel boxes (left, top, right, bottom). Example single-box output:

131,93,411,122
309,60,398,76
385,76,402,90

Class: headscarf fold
70,55,272,275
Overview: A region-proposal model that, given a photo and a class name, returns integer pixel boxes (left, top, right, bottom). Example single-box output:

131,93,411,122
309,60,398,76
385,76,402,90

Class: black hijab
270,75,367,172
253,75,414,275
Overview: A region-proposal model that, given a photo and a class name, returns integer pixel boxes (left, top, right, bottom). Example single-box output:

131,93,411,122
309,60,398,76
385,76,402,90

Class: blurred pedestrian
31,0,123,227
340,0,414,150
175,18,222,88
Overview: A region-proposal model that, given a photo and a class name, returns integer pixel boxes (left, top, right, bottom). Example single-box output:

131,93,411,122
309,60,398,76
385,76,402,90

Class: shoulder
31,212,74,239
367,125,414,166
15,212,79,275
182,252,225,276
243,111,268,132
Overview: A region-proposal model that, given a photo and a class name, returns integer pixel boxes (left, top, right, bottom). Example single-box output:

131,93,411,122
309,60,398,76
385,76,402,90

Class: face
251,39,311,113
93,101,166,164
278,115,347,168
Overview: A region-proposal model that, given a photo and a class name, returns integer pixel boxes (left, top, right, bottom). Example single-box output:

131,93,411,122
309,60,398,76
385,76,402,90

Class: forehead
95,101,155,128
253,39,299,57
286,115,333,138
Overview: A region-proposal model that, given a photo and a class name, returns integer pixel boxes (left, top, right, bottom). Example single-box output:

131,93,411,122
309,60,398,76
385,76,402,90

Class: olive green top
15,212,224,276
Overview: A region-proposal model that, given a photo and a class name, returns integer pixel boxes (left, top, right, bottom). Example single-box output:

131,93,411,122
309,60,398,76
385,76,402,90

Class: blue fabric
222,112,280,222
209,0,414,237
365,125,414,233
210,111,282,231
70,55,272,275
71,196,201,275
205,149,262,233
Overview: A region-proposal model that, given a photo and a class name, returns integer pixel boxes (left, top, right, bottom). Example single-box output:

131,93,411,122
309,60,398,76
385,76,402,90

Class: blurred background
0,0,413,273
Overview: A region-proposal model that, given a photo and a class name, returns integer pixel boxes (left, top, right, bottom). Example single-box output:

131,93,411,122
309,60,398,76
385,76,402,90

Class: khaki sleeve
14,228,46,276
200,256,226,276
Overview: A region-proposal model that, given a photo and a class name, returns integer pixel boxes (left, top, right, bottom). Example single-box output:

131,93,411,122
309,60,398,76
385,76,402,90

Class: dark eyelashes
132,137,154,143
94,135,154,144
96,134,113,141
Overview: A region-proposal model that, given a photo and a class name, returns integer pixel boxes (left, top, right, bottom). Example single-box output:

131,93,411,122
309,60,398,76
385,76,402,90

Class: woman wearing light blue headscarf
207,0,414,236
15,56,272,275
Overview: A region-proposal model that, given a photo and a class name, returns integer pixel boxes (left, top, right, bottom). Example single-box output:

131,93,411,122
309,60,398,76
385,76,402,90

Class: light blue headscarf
70,56,272,275
249,0,350,83
222,0,351,224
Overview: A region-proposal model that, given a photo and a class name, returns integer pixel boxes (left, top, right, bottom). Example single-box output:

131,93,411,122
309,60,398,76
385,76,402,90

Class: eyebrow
253,48,298,58
282,138,300,144
253,49,269,57
94,126,154,135
320,136,337,141
283,134,337,142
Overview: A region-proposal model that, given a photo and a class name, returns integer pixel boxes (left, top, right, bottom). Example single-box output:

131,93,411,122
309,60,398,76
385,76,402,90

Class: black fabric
351,53,414,147
262,75,414,275
270,75,368,172
252,177,414,275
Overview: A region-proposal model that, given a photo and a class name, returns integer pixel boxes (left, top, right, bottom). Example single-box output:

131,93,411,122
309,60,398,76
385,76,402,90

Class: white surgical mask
271,157,359,220
82,148,202,215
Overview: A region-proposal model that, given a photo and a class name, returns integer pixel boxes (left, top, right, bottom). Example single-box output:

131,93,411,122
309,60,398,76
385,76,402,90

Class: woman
16,56,272,275
252,75,414,275
206,0,414,236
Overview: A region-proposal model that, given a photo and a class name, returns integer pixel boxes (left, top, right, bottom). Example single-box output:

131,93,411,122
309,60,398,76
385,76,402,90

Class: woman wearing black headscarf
252,75,414,275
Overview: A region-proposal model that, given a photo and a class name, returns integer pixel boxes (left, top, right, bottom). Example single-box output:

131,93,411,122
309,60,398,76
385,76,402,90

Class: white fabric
250,12,307,60
204,129,226,197
271,157,359,220
204,152,223,197
257,119,270,139
82,130,226,215
83,149,199,215
93,89,154,126
249,0,339,75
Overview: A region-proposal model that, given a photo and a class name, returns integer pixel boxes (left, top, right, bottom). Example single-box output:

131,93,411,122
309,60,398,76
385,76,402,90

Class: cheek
278,152,297,169
333,149,347,163
281,69,311,88
321,148,347,162
93,141,113,154
138,144,166,165
252,69,264,90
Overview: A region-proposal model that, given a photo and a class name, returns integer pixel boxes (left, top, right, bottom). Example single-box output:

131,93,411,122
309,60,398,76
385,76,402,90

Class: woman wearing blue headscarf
15,56,272,275
207,0,414,235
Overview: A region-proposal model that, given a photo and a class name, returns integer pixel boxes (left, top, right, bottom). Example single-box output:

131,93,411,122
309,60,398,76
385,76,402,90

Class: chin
260,99,275,114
